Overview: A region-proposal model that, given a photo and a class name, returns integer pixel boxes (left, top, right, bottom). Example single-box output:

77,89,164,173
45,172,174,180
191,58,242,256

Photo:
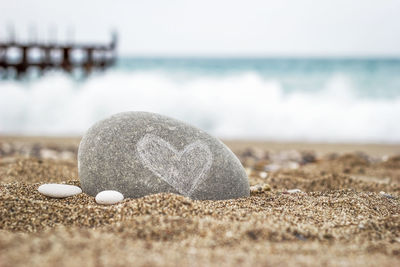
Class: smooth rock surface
95,190,124,205
78,111,249,200
38,184,82,198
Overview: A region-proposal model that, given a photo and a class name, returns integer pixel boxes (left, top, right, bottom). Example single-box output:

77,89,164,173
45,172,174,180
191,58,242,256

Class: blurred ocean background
1,57,399,143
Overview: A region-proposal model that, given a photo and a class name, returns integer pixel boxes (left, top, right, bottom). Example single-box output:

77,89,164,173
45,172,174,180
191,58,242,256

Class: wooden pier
0,31,117,78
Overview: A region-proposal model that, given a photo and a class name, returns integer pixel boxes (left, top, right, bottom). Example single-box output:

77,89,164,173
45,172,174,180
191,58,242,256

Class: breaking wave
1,71,400,143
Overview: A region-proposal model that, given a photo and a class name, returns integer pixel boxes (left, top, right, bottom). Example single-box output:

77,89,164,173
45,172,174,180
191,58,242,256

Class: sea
1,57,400,143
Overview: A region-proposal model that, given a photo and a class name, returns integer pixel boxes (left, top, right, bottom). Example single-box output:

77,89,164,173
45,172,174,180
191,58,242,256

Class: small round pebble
38,184,82,198
287,189,302,194
95,190,124,205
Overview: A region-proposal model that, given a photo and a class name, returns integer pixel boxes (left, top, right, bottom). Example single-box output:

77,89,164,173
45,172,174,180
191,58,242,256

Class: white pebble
288,162,300,170
95,190,124,205
287,189,302,194
264,164,281,172
259,171,268,179
38,184,82,198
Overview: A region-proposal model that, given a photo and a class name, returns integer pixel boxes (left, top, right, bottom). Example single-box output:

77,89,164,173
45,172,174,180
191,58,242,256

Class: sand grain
0,137,399,266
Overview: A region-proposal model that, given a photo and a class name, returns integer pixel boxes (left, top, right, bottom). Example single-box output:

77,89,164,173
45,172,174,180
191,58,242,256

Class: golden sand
0,137,399,266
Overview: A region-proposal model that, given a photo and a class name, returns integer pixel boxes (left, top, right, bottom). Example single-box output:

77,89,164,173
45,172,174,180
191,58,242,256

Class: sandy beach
0,136,399,266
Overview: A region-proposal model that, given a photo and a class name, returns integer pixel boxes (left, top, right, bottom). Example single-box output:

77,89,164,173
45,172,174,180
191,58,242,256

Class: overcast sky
1,0,400,56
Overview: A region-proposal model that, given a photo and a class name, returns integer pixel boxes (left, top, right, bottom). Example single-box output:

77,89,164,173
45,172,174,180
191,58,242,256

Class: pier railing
0,32,117,78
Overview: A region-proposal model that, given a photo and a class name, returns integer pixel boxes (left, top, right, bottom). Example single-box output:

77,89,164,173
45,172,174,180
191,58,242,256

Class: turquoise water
1,57,400,142
118,57,400,98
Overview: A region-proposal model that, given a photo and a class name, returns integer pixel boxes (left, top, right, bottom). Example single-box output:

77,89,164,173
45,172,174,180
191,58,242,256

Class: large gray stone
78,111,249,200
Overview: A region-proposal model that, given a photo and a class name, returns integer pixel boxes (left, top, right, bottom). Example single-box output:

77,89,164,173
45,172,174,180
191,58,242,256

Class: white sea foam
1,71,400,143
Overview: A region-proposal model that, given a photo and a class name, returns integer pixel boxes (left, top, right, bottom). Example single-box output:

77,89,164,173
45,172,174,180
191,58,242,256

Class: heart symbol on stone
137,134,213,197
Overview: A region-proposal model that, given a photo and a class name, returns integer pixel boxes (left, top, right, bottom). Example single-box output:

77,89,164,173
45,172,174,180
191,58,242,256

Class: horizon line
117,53,400,59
